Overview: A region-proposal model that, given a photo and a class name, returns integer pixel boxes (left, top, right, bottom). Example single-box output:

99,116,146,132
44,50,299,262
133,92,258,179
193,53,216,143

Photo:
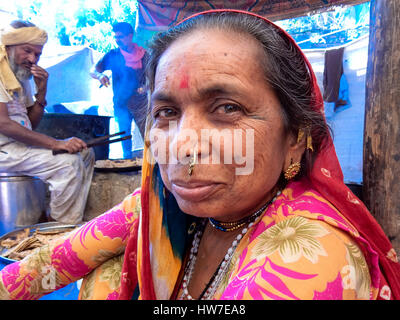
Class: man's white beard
8,48,32,82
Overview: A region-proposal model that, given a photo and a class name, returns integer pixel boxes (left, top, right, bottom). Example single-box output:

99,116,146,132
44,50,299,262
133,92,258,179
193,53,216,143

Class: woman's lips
171,180,221,202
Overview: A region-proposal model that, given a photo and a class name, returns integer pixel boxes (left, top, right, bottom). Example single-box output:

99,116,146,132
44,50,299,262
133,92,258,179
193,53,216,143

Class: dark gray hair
145,11,331,179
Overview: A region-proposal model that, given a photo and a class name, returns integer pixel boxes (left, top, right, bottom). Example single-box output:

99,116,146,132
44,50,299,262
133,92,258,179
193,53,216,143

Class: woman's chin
174,196,219,218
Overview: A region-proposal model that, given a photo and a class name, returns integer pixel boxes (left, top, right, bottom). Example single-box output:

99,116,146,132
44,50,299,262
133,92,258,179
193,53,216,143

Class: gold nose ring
188,148,197,176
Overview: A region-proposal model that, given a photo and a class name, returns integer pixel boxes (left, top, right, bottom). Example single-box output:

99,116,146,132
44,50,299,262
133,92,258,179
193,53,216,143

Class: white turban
0,25,48,96
0,26,48,46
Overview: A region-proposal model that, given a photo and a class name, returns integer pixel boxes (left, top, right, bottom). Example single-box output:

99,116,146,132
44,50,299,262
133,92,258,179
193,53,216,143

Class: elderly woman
1,10,399,300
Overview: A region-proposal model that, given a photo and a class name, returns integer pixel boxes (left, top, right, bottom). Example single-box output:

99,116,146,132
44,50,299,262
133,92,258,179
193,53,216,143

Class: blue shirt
96,47,147,108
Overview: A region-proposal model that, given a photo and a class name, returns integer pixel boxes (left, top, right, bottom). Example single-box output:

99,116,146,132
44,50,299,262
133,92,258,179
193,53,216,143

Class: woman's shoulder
220,182,377,300
226,214,375,300
265,180,360,237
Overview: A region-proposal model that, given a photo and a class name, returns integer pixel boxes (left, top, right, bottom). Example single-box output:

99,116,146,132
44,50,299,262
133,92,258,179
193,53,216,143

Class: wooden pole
363,0,400,253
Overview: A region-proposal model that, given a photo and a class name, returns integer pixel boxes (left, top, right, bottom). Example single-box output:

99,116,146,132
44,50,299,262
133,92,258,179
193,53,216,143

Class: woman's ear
283,129,306,171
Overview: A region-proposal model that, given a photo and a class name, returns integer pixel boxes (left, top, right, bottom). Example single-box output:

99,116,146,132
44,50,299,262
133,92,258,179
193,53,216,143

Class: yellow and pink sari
1,10,399,301
0,173,393,300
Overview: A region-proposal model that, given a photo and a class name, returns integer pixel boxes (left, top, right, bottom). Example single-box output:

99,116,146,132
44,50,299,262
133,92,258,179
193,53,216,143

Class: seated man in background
0,20,95,225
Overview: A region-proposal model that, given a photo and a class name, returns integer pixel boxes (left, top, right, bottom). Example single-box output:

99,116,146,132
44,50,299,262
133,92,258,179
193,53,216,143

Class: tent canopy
137,0,369,31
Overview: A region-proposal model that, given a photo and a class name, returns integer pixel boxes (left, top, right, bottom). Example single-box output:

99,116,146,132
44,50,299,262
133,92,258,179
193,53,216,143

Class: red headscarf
120,9,400,300
188,8,400,299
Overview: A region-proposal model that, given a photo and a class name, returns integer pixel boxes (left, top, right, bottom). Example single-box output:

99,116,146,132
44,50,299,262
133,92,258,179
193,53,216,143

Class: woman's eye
216,104,242,114
153,108,178,119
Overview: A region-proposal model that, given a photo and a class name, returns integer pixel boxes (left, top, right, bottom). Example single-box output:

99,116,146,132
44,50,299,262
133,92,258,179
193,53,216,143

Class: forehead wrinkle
153,65,266,108
158,36,258,79
189,67,259,103
154,29,268,104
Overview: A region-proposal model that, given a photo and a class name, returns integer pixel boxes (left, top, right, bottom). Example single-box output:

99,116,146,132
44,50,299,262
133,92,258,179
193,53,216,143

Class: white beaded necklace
179,191,281,300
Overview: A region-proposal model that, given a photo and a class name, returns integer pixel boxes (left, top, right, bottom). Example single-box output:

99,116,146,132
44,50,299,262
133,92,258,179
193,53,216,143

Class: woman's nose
171,111,204,163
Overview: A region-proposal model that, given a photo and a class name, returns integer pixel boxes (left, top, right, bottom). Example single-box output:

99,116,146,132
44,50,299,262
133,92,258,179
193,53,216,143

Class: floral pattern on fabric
79,254,125,300
0,190,141,300
341,243,371,299
215,181,379,300
0,183,380,300
252,216,329,264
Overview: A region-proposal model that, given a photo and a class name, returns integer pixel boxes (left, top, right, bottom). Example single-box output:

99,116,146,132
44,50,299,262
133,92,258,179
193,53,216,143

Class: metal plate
0,222,79,265
94,157,142,172
94,165,142,173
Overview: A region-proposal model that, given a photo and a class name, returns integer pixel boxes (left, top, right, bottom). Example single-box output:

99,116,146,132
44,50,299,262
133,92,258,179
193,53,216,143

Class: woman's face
150,28,295,221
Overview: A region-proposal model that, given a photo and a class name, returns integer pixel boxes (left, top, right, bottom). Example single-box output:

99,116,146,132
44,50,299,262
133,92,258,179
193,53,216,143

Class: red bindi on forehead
179,73,189,89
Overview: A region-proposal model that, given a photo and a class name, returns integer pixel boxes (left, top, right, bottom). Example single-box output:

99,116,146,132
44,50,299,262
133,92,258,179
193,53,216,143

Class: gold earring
284,160,301,180
298,125,313,152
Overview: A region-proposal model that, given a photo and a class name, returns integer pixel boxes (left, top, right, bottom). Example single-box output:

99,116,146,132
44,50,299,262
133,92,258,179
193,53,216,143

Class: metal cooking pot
0,173,46,236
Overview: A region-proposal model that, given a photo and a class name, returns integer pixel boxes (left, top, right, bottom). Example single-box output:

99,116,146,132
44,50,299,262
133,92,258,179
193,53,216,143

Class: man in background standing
91,22,147,159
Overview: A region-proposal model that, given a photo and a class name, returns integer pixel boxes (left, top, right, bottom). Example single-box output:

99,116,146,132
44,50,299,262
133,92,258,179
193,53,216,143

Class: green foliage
1,0,138,53
276,2,370,48
1,1,369,51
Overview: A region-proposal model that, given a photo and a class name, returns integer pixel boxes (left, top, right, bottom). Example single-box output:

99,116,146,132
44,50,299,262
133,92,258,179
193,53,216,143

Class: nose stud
188,148,197,176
